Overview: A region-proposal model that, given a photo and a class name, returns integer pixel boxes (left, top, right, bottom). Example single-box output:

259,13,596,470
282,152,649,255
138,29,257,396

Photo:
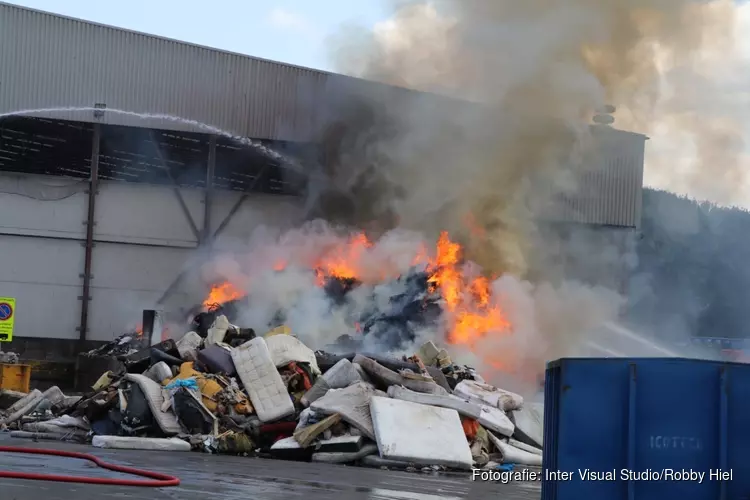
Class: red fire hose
0,445,180,487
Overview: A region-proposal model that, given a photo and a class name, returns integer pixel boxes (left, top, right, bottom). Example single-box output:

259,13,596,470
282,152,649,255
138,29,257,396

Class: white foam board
513,402,543,447
310,382,381,440
488,433,542,466
124,373,182,435
92,436,191,452
370,396,472,470
478,405,515,437
265,334,320,375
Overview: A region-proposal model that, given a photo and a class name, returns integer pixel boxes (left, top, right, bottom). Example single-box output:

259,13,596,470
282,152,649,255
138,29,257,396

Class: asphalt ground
0,434,541,500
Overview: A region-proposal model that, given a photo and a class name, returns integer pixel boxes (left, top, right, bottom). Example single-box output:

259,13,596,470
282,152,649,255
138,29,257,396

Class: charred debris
0,270,542,471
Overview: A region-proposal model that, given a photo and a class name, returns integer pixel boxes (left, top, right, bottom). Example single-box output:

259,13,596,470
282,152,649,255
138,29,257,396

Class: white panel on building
96,181,203,247
211,193,304,249
88,242,191,340
0,173,88,238
0,235,82,339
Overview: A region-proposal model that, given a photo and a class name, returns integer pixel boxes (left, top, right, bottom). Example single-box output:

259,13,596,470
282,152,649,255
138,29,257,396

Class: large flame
426,232,512,345
201,229,512,347
314,232,373,286
203,282,246,308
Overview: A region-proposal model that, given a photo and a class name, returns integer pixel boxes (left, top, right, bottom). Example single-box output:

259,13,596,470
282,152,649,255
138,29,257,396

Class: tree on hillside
631,189,749,339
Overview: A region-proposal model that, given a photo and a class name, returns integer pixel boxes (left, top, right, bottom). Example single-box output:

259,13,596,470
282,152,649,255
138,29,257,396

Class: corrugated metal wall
0,2,645,230
0,2,330,141
540,126,646,228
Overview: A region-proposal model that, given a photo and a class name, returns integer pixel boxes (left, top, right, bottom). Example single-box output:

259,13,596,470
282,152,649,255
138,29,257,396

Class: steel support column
150,131,201,243
212,163,270,240
156,164,269,305
78,123,100,343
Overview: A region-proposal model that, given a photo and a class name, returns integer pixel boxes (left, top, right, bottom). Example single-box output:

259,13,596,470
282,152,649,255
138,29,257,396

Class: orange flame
203,282,246,308
315,233,372,283
199,230,512,352
273,260,287,272
426,231,512,346
427,232,462,306
135,323,143,338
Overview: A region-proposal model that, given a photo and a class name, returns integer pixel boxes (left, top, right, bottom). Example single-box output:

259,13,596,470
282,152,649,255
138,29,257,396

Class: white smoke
197,221,632,393
185,0,745,391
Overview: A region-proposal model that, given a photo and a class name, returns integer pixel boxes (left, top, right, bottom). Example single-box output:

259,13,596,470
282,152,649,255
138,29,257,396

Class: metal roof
0,1,646,228
0,1,405,141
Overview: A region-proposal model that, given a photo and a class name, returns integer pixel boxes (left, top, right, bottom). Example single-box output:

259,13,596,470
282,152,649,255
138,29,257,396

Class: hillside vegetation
629,188,749,340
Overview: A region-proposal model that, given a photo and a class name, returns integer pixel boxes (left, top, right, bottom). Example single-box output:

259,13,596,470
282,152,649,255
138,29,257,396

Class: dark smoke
318,0,738,279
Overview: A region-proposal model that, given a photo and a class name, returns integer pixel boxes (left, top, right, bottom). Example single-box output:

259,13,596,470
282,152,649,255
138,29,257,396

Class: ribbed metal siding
549,127,646,228
0,3,645,228
0,2,329,141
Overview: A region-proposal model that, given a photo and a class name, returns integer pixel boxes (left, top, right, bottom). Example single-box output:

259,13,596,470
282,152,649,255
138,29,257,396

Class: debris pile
0,318,543,471
84,331,147,357
0,348,19,364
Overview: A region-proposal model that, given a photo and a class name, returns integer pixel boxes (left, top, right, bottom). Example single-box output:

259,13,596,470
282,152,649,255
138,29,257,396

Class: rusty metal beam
150,131,201,243
0,230,196,249
157,164,270,305
212,164,269,240
77,123,100,343
212,193,248,241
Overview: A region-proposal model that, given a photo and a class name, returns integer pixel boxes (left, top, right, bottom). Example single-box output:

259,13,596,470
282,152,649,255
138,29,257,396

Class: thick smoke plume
313,0,739,372
191,1,741,391
634,2,750,207
325,0,738,272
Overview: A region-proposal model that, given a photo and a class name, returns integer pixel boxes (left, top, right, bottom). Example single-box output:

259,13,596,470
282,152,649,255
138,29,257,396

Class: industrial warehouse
0,2,644,358
2,2,745,500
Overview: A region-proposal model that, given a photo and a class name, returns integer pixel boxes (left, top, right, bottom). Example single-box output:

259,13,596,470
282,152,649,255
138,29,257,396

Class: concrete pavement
0,435,541,500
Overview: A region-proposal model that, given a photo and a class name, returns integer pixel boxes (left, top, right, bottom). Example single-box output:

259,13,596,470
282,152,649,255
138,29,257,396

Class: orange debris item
462,417,480,441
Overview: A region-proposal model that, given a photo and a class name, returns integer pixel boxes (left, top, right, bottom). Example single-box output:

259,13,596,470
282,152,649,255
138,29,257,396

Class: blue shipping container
542,358,750,500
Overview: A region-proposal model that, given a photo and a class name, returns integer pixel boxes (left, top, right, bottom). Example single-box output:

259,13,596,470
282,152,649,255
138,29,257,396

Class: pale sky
6,0,387,72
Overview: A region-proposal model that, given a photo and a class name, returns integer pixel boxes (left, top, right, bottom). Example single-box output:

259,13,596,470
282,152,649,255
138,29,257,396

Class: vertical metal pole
627,363,637,500
78,123,100,345
203,135,216,245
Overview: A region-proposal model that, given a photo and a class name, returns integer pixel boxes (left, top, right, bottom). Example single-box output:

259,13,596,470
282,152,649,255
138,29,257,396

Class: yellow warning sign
0,297,15,342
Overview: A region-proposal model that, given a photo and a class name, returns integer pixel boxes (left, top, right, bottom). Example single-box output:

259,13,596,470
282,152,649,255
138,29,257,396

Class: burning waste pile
0,229,544,470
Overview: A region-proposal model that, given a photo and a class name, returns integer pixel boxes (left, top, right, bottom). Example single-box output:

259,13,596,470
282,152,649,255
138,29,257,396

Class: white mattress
265,334,320,375
453,380,523,411
512,402,544,447
387,385,482,419
124,373,182,435
270,436,301,450
488,433,542,466
176,331,202,360
312,443,378,464
370,396,473,470
232,337,295,423
478,405,515,437
310,382,381,440
92,436,191,452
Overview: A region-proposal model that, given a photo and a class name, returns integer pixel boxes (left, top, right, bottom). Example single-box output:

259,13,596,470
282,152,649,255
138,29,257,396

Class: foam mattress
124,373,182,435
92,436,191,452
265,334,321,375
232,337,295,422
370,396,473,470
